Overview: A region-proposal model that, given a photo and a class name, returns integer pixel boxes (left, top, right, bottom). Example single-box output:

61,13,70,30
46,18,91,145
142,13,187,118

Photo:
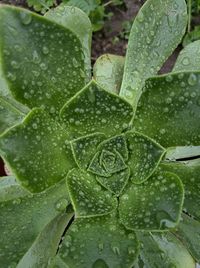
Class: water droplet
188,73,197,86
92,259,109,268
20,12,32,25
55,198,68,211
42,46,49,55
182,57,189,66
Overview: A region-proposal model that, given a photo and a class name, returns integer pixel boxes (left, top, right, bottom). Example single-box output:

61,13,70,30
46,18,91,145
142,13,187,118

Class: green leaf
97,134,129,161
93,54,125,94
0,108,76,193
120,0,187,107
133,72,200,147
0,5,86,115
66,168,117,218
173,40,200,72
0,176,29,202
88,149,127,177
71,132,106,170
165,146,200,160
119,171,184,231
0,178,70,267
56,213,139,268
60,80,134,139
125,131,165,184
0,97,24,134
45,4,92,81
174,213,200,262
134,232,195,268
160,159,200,220
96,168,130,196
17,211,73,268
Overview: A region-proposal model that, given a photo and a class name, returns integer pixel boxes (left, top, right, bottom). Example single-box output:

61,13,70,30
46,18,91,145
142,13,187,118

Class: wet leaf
71,132,106,170
17,212,73,268
174,213,200,263
45,4,92,81
93,54,125,94
133,72,200,147
120,0,187,107
66,168,117,218
0,97,25,134
173,40,200,72
0,5,86,115
125,131,165,184
97,134,129,161
56,213,139,268
165,146,200,161
134,232,195,268
0,108,76,193
96,168,130,197
160,159,200,220
0,176,29,202
60,80,134,139
119,171,184,231
0,178,70,267
88,149,127,177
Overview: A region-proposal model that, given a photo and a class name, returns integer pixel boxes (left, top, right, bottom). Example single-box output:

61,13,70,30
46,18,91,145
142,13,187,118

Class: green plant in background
183,0,200,45
26,0,123,31
0,0,200,267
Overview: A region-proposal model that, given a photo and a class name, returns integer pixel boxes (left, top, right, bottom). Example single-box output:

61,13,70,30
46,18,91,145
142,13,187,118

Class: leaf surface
56,213,139,268
93,54,125,94
0,108,76,192
0,178,70,267
125,131,165,183
119,171,184,231
133,72,200,147
120,0,187,107
45,4,92,81
160,159,200,220
66,168,117,218
134,232,195,268
0,5,86,115
174,213,200,263
173,40,200,72
71,132,106,170
0,97,24,134
60,80,134,139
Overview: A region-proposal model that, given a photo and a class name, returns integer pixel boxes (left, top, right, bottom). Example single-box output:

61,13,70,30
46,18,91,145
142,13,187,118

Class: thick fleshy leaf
96,167,130,196
125,131,165,184
0,108,76,192
97,134,128,161
56,213,139,268
120,0,187,107
0,179,70,267
45,4,92,81
60,80,134,138
134,232,195,268
88,149,127,177
119,171,184,231
133,72,200,147
66,168,117,218
160,159,200,220
0,176,28,202
71,132,106,170
93,54,125,94
0,97,24,134
165,146,200,161
173,40,200,72
175,213,200,262
0,5,86,115
17,212,73,268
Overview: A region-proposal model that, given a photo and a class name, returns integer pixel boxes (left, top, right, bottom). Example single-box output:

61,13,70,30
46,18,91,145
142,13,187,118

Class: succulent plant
0,0,200,267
